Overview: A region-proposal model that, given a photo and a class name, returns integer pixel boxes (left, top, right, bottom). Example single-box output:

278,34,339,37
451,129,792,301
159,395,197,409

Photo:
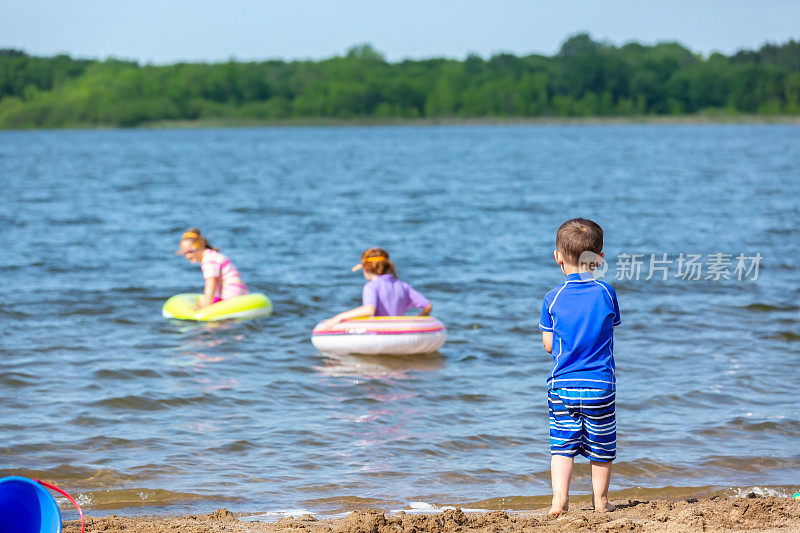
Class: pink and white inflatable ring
311,316,447,355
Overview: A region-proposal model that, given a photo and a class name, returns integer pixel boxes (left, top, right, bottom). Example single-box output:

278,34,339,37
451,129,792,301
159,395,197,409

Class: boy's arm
542,331,553,353
607,283,622,328
538,293,554,353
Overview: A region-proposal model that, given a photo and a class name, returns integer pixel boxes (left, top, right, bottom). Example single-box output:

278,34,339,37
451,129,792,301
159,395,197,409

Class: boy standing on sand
538,218,621,516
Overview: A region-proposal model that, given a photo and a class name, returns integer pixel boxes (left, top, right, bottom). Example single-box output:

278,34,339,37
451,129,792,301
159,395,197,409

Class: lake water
1,125,799,518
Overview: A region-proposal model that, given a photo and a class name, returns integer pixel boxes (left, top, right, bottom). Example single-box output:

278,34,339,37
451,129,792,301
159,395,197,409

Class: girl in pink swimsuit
176,228,249,309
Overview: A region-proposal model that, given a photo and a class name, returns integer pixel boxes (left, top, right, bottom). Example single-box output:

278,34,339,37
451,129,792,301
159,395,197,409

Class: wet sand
64,495,800,532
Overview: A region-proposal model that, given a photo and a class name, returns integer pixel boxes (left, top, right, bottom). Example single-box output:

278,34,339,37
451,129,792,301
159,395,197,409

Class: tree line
1,34,799,128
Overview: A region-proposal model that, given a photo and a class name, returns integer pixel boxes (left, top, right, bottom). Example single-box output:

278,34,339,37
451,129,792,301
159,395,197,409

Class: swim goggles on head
351,256,387,271
174,246,199,256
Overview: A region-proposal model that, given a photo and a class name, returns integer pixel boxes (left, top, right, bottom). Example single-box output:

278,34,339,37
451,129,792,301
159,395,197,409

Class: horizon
2,1,799,65
4,33,799,66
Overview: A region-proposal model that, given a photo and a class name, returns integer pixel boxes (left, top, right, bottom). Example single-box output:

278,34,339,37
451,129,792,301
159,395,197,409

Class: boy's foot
598,501,616,513
591,496,615,513
548,500,569,516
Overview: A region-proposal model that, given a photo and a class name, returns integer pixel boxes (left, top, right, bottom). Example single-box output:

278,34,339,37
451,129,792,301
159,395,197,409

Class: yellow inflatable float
162,293,272,321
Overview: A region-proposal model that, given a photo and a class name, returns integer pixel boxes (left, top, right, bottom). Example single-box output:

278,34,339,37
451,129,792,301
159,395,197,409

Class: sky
2,0,799,64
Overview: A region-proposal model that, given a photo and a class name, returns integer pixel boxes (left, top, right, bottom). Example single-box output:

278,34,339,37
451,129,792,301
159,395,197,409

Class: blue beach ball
793,492,800,500
0,476,62,533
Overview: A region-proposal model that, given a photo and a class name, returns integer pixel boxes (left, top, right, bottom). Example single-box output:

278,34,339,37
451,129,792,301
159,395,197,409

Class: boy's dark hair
556,218,604,264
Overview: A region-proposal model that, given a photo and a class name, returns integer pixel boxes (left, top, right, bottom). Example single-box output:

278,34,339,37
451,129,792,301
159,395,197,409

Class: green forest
1,34,799,128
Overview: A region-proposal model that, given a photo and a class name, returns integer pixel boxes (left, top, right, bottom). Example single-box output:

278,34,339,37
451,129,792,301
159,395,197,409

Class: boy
538,218,621,515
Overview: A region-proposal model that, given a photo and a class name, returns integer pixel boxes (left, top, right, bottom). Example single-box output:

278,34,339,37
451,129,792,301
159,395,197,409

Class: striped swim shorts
548,388,616,462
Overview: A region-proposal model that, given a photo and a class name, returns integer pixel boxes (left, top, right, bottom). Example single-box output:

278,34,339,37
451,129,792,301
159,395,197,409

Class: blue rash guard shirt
539,272,621,391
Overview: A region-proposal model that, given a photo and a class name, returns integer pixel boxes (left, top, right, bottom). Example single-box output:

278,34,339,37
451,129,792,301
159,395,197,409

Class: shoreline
2,114,800,132
65,484,797,516
63,494,800,532
143,114,800,129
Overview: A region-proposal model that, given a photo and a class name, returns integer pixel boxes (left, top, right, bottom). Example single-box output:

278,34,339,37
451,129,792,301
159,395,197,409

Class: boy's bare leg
549,455,574,515
590,460,615,512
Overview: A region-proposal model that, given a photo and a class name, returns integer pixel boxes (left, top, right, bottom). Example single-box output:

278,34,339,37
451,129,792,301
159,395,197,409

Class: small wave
697,417,800,438
434,393,493,403
769,331,800,342
299,495,400,513
55,492,94,510
611,459,694,478
90,394,216,410
701,455,799,473
393,502,491,515
241,502,494,523
116,286,150,294
240,508,318,523
110,317,138,325
464,484,798,512
0,465,138,486
45,216,104,225
0,372,36,387
204,440,258,453
92,368,162,380
75,487,235,510
726,486,792,498
67,305,119,316
0,309,31,319
742,303,799,312
437,434,531,452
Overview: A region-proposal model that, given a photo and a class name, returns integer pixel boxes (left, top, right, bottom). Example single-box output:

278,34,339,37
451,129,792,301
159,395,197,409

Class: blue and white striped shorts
548,388,616,462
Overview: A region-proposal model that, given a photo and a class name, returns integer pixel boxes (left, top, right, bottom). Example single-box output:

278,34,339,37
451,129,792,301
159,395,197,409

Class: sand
63,494,800,532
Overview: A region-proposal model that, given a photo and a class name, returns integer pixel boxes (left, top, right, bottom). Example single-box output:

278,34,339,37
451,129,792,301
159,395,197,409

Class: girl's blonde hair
180,227,219,252
358,247,397,278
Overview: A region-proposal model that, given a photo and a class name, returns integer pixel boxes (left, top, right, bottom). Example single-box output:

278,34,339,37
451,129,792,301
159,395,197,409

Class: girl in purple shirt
319,248,432,330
